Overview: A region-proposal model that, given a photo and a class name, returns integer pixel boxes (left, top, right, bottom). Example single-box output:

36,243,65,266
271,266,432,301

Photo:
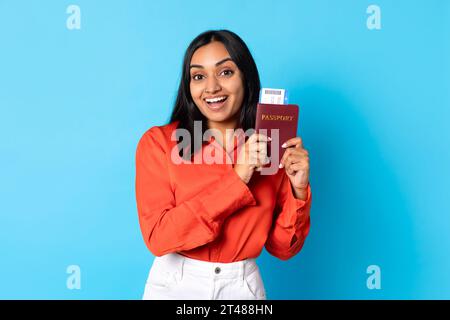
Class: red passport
255,103,299,165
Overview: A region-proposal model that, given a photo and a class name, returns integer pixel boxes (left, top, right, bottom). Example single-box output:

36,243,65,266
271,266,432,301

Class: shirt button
214,267,221,274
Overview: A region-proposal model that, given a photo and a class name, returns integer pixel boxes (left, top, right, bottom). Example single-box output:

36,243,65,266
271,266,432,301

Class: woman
135,29,312,300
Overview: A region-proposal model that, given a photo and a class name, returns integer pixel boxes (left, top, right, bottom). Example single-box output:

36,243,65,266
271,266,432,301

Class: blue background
0,0,448,299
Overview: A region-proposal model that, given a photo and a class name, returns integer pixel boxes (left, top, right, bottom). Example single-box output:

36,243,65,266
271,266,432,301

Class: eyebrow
189,57,233,70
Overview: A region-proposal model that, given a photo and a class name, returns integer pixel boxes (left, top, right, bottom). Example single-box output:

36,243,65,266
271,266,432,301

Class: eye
220,69,234,77
192,74,204,81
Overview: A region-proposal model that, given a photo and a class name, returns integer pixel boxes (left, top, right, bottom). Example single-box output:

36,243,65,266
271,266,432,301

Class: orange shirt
135,120,312,262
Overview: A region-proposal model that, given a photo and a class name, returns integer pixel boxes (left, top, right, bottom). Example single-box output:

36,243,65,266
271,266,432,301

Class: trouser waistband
153,253,258,281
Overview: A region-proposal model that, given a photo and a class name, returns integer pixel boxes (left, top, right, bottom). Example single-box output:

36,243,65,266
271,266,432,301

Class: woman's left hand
279,137,310,199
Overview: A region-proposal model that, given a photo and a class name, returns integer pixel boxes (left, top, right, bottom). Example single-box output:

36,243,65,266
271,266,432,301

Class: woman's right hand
233,133,271,184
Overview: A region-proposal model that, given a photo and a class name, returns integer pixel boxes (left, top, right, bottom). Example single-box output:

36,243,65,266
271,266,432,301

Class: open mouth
204,95,228,110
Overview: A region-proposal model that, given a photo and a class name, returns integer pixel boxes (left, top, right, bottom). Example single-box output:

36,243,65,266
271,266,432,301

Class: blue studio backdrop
0,0,449,299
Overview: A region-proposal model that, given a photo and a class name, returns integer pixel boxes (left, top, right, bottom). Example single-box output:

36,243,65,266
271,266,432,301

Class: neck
207,117,239,150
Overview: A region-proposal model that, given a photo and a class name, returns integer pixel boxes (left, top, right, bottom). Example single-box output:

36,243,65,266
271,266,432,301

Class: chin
205,112,231,122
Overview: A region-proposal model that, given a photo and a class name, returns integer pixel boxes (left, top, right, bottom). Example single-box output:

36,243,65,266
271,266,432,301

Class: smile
204,96,228,103
204,95,228,111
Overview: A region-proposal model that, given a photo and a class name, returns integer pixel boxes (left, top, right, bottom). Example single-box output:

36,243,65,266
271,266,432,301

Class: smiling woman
189,43,245,151
135,30,312,300
170,30,261,156
190,49,244,116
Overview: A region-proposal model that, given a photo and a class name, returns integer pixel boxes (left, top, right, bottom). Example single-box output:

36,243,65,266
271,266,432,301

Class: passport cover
255,103,299,165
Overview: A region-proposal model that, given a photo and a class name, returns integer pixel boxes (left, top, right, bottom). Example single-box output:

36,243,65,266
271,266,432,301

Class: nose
205,75,221,94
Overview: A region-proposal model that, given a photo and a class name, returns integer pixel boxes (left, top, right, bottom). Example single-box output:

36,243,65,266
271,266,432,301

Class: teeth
205,96,227,103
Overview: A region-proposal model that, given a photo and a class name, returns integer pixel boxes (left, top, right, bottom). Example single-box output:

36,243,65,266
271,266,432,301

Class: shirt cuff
287,181,312,210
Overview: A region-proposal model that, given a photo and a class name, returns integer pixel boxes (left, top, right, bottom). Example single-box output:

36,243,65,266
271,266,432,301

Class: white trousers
142,253,267,300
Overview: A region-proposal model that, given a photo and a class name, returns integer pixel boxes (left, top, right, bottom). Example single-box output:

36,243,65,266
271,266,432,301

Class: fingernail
268,137,272,141
279,163,283,168
281,143,287,148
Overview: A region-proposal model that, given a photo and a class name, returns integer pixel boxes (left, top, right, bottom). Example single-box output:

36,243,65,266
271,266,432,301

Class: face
189,41,245,129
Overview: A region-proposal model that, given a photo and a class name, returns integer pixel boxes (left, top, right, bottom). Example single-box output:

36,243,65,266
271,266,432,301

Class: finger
286,155,309,169
279,147,291,168
253,158,265,169
281,151,306,169
256,133,271,142
249,141,267,153
290,161,308,171
248,133,271,144
257,153,270,165
247,133,258,144
280,146,309,168
249,153,259,165
281,137,303,149
287,152,309,166
285,156,307,169
257,139,268,153
249,152,269,166
289,149,308,161
257,150,267,158
255,161,269,171
285,161,309,175
285,159,298,175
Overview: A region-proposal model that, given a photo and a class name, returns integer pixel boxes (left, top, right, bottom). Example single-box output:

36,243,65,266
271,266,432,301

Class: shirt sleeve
264,171,312,260
135,129,257,257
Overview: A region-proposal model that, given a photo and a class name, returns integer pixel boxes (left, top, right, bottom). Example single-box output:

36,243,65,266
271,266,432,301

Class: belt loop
177,254,184,282
241,260,245,286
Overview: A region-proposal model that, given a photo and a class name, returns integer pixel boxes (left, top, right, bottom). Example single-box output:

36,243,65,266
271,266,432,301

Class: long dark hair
169,29,261,160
